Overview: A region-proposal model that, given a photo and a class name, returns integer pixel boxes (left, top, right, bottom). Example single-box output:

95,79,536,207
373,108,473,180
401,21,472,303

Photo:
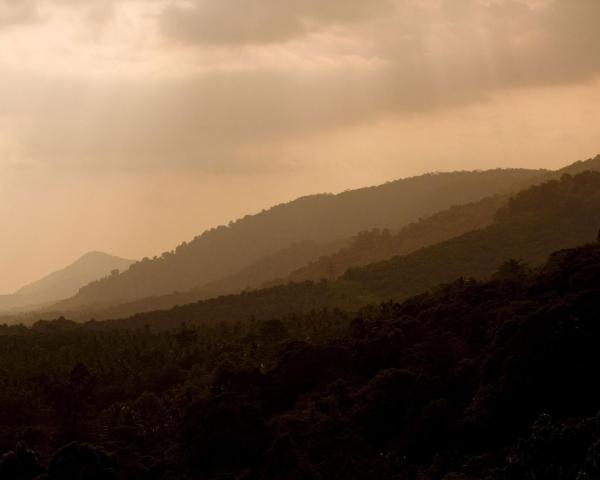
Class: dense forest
1,238,600,478
54,169,545,310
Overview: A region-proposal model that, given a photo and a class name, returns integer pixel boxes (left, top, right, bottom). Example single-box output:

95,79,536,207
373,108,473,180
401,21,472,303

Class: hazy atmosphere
2,0,600,290
3,2,600,479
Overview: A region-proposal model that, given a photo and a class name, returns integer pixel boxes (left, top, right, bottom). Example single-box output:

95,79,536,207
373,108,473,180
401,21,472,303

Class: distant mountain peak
71,251,130,265
0,252,135,312
80,251,107,258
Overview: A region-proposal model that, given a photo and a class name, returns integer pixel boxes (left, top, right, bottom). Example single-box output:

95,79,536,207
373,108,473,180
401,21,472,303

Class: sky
1,0,600,293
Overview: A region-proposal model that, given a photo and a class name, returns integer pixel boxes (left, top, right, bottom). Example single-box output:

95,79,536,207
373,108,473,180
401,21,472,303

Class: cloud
160,0,393,46
0,0,40,28
2,0,600,177
1,67,397,173
4,0,600,293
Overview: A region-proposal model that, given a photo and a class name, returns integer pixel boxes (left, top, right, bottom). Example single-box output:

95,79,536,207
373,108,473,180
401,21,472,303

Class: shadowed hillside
1,240,600,478
54,169,544,310
191,238,348,298
86,170,600,330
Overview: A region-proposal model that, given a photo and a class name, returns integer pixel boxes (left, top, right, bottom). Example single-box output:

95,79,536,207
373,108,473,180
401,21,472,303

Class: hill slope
95,170,600,330
56,169,544,309
0,252,134,312
278,195,507,284
42,196,504,322
277,154,600,284
74,155,600,318
2,240,600,478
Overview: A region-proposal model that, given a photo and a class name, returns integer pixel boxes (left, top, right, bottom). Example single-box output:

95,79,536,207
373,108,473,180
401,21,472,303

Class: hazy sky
1,0,600,292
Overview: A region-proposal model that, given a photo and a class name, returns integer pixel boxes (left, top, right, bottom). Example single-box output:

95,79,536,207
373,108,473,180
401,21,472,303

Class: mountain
89,169,600,330
51,155,600,317
10,156,593,324
276,195,507,284
0,252,134,312
54,169,545,310
43,196,504,322
2,238,600,478
277,153,600,285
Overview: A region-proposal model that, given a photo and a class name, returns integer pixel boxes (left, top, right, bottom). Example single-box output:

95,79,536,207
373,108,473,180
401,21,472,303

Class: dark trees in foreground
1,242,600,479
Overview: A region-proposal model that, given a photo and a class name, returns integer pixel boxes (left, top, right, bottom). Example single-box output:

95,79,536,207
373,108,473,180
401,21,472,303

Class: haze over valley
1,1,600,479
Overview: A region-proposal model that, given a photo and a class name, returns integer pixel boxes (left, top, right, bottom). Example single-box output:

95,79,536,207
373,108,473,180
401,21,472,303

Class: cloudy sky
1,0,600,292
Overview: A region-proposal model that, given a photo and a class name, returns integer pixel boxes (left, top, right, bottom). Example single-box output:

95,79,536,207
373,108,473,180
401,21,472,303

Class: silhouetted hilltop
555,152,600,176
55,169,544,310
1,239,600,478
79,170,600,330
0,252,133,312
277,154,600,285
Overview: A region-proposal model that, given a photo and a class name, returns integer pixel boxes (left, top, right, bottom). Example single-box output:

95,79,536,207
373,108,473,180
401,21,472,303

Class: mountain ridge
48,168,600,330
38,154,600,322
0,251,134,312
52,168,547,311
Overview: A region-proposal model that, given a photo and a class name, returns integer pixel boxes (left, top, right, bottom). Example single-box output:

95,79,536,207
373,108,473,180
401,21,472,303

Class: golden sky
2,0,600,292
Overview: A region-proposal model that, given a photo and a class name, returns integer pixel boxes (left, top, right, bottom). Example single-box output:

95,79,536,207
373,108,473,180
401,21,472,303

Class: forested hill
277,154,600,285
2,239,600,478
277,195,507,284
55,169,544,309
33,195,504,323
340,170,600,301
48,155,600,321
86,170,600,331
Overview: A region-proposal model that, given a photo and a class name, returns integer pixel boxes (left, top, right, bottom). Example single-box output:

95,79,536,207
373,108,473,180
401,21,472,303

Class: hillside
279,195,507,284
278,154,600,284
46,155,600,322
0,252,133,312
54,169,544,310
91,170,600,330
2,241,600,478
35,196,503,322
192,238,347,298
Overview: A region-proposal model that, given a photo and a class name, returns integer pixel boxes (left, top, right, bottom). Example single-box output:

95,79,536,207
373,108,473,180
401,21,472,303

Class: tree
493,258,529,282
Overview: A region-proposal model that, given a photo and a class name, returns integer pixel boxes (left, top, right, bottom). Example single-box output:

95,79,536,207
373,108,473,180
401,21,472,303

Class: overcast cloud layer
1,0,600,292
